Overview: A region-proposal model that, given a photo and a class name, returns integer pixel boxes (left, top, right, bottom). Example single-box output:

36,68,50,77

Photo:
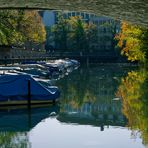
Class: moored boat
0,74,60,106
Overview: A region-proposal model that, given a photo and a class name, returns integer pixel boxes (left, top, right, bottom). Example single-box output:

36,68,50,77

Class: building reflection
56,65,131,129
57,102,127,130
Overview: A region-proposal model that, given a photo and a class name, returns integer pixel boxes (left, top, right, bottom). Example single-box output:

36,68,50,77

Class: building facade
41,10,120,52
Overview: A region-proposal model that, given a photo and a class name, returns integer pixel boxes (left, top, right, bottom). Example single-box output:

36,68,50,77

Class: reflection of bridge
57,103,127,129
0,0,147,27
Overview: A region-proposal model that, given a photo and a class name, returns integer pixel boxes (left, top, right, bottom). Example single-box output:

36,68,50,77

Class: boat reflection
0,105,59,132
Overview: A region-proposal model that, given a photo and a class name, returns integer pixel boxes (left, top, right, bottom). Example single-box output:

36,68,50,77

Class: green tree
0,10,46,46
68,16,86,51
0,10,23,45
85,23,98,51
52,14,69,50
51,15,98,52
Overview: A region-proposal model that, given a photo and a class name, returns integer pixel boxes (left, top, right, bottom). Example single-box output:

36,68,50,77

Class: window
72,12,75,16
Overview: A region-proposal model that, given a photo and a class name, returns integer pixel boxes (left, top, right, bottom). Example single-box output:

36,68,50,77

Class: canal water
0,64,147,148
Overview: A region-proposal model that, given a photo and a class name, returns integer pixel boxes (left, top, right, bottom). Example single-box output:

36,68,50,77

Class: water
0,64,147,148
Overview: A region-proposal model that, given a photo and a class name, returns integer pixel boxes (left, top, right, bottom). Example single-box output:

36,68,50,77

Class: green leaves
0,10,46,46
51,14,98,51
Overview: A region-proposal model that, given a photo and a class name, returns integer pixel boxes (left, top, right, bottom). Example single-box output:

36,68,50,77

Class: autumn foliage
116,69,148,145
0,10,46,46
115,21,147,63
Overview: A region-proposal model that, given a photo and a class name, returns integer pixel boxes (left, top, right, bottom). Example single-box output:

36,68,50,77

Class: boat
0,74,60,105
19,64,50,78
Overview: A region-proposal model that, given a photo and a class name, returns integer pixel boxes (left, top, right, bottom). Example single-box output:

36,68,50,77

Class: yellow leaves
121,21,142,37
20,10,46,43
0,10,46,45
83,89,96,103
117,70,145,111
116,21,146,62
116,69,148,144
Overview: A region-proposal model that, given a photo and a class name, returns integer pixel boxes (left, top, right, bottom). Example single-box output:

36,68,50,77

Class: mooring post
87,56,89,67
4,56,7,66
28,79,31,108
53,99,55,105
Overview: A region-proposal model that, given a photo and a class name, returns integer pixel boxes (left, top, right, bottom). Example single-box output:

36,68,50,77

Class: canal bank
0,47,128,65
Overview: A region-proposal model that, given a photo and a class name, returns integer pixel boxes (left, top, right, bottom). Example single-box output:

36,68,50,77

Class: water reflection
0,64,147,147
0,105,59,147
0,132,29,148
55,64,148,146
0,105,59,131
55,64,133,128
116,68,148,145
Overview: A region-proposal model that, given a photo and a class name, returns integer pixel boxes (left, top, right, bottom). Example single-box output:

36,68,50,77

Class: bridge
0,0,147,27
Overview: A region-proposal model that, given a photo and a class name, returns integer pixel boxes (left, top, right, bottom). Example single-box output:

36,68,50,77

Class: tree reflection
0,132,29,148
116,68,148,145
56,65,129,127
57,65,118,108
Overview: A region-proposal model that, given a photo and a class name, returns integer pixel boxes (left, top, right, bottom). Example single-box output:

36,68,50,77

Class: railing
0,51,120,65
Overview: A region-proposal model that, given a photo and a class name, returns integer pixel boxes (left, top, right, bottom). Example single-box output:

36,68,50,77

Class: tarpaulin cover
0,74,60,101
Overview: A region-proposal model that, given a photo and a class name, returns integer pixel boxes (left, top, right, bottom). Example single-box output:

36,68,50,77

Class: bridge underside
0,0,147,27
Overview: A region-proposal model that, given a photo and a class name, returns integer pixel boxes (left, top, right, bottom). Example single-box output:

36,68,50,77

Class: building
90,16,120,51
41,10,120,52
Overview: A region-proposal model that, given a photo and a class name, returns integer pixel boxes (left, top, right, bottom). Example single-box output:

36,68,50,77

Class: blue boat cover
0,74,60,101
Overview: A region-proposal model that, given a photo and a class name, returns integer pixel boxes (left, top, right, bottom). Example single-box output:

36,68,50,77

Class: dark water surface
0,64,147,148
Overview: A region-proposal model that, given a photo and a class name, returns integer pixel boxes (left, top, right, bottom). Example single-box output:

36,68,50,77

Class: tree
0,10,23,45
141,28,148,64
51,15,98,52
19,10,46,44
52,14,69,50
85,23,98,51
68,16,86,50
115,22,148,63
0,10,46,47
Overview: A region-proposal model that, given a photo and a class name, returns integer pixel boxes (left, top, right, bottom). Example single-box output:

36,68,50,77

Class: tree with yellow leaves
115,22,148,63
0,10,46,46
